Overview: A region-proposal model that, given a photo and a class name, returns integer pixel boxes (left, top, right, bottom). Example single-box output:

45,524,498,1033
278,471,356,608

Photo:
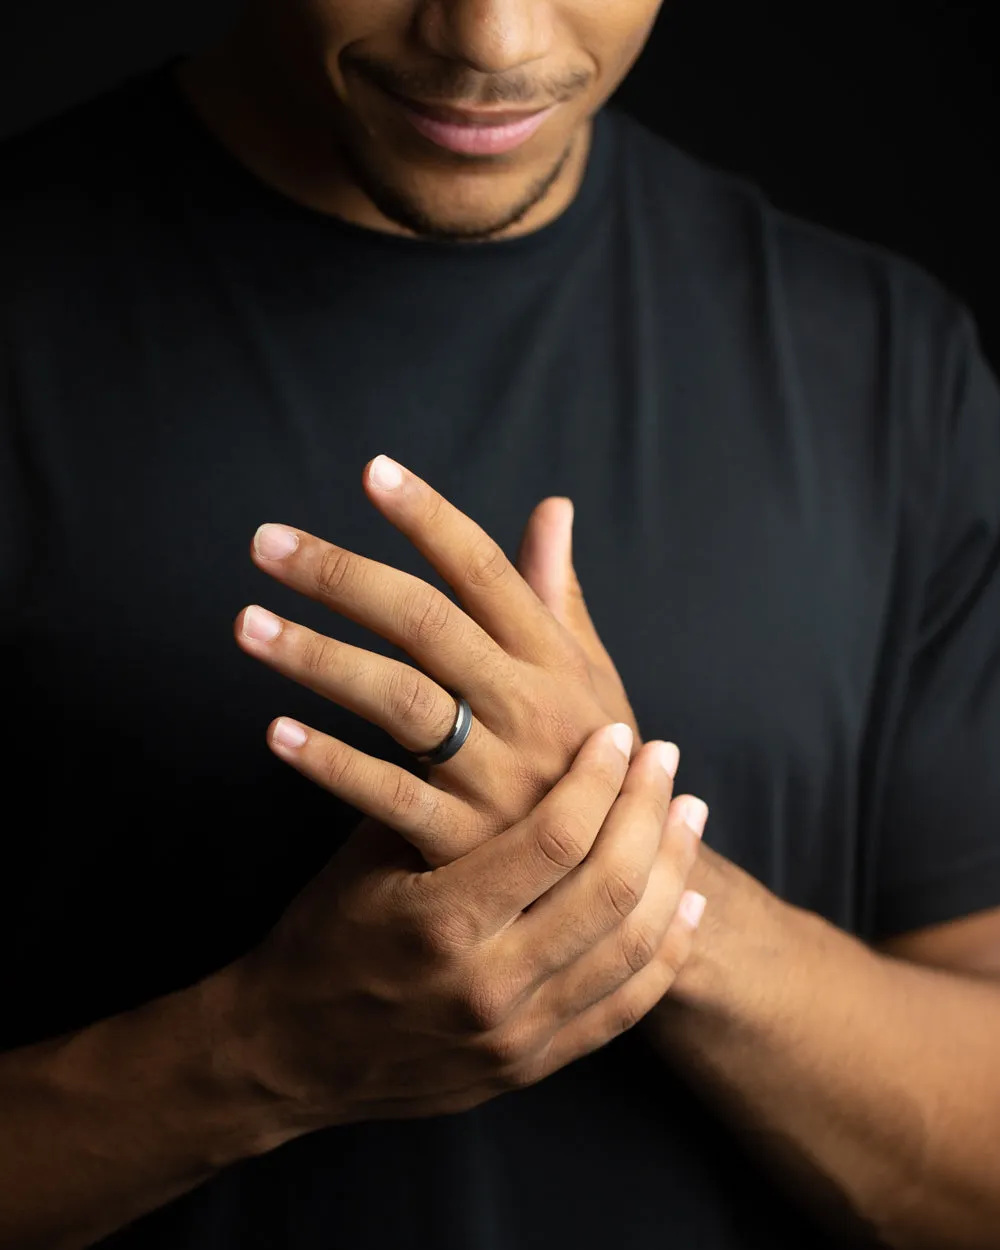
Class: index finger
364,455,567,664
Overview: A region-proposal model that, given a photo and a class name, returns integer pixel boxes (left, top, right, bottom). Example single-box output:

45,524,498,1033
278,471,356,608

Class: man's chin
344,146,575,243
363,194,539,243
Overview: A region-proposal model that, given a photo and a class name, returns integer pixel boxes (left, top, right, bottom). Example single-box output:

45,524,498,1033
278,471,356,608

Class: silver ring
415,695,473,766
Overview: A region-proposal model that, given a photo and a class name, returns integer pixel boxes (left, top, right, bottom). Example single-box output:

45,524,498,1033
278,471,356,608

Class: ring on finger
414,694,474,767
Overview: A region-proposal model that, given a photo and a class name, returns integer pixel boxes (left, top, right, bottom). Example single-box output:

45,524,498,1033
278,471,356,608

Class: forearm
0,965,291,1250
644,847,1000,1250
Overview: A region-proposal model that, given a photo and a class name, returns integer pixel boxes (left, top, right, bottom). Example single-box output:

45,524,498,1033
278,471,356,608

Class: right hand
223,723,707,1139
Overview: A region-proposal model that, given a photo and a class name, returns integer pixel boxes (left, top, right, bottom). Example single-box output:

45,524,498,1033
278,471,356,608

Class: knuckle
558,642,592,684
322,744,356,791
391,872,439,936
386,770,422,822
597,861,644,923
484,1030,527,1070
537,697,589,754
397,877,485,959
406,591,453,648
338,871,388,932
496,1050,544,1091
460,977,515,1035
463,536,511,590
316,545,354,596
422,490,445,527
534,813,591,873
414,785,444,832
609,992,648,1039
300,632,336,677
386,667,440,729
413,911,468,960
618,918,660,977
401,883,483,960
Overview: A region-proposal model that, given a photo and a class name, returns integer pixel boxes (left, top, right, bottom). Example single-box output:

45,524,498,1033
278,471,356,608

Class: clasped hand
223,456,707,1132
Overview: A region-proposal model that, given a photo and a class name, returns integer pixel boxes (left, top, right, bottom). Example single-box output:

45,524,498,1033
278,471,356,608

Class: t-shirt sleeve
872,313,1000,941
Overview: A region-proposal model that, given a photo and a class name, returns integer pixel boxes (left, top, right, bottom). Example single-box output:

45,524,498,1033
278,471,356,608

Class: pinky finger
538,890,707,1074
267,717,468,854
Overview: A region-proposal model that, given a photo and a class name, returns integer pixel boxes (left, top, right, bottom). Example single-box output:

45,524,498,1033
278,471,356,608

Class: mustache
345,52,592,109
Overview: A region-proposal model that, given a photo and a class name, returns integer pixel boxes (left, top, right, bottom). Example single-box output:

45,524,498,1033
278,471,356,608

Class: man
1,1,999,1248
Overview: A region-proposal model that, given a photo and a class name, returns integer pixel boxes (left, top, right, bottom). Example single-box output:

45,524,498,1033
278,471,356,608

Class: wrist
666,844,800,1019
192,961,313,1160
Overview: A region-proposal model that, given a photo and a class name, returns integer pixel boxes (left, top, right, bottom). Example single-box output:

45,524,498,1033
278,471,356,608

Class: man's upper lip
386,91,551,128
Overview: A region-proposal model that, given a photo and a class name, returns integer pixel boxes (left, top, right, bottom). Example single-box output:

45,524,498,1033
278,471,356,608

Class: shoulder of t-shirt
0,65,174,257
604,104,975,353
0,64,182,326
0,63,170,188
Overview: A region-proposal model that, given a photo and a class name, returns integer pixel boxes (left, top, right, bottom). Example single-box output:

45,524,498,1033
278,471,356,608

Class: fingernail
243,606,282,642
370,455,405,491
682,797,709,839
610,723,634,759
653,741,680,779
273,719,308,749
254,524,299,560
243,607,283,645
679,890,707,930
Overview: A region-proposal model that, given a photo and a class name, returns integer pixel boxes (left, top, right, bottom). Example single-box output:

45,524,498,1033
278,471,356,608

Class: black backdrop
2,0,997,364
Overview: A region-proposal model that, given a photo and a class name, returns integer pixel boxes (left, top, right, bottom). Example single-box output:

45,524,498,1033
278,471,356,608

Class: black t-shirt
3,63,1000,1250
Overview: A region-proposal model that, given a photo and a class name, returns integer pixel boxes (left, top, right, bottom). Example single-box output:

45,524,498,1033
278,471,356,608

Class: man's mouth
382,89,560,156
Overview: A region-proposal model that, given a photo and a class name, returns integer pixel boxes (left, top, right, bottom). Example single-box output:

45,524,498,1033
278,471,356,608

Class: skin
176,0,663,241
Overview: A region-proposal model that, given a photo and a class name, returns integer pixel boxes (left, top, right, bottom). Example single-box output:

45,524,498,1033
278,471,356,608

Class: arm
641,309,1000,1249
642,845,1000,1250
0,969,281,1250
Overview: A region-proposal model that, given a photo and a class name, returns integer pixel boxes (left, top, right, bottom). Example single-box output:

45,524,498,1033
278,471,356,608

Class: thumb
516,498,612,667
516,496,573,621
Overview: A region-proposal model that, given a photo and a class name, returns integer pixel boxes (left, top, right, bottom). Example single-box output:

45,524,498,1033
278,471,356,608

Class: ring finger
537,793,707,1026
502,740,678,983
235,605,496,769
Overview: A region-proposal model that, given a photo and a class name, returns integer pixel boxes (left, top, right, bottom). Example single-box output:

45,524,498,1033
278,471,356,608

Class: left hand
235,455,648,865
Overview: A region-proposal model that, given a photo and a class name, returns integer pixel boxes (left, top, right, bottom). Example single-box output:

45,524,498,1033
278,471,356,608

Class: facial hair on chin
337,138,576,243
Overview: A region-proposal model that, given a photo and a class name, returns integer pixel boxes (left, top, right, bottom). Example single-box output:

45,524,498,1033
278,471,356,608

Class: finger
360,889,707,1121
250,523,513,716
539,887,707,1075
515,497,613,672
236,605,491,767
265,716,477,866
501,741,679,982
424,723,635,937
363,456,568,665
537,793,708,1026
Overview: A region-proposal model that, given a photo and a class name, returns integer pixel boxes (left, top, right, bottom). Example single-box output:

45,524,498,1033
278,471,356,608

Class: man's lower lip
396,101,558,156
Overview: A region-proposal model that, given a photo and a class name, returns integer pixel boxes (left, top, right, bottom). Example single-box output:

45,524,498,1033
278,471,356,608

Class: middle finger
249,523,515,711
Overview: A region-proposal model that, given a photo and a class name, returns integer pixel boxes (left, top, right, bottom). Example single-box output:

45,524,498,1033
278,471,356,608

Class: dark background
2,0,996,366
